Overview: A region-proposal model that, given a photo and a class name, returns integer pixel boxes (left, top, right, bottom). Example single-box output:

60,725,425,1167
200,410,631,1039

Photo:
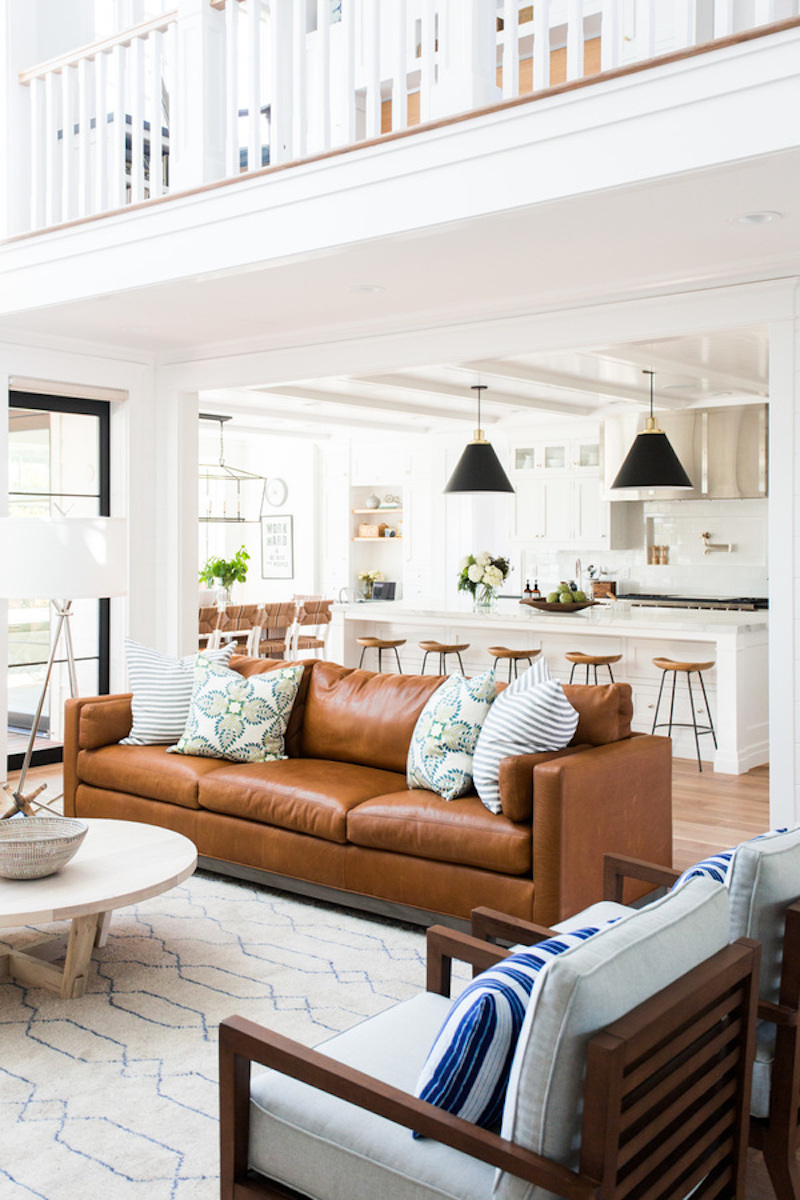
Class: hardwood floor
3,757,781,1195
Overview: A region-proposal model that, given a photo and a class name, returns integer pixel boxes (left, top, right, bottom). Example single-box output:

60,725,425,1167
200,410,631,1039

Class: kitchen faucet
575,558,582,592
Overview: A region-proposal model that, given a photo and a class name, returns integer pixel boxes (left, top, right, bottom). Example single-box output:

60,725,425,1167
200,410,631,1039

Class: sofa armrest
602,853,680,903
63,693,133,817
530,734,673,926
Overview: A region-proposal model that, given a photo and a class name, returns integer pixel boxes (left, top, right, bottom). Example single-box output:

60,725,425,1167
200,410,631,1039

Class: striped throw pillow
671,828,789,891
415,927,600,1131
121,639,236,745
472,659,579,814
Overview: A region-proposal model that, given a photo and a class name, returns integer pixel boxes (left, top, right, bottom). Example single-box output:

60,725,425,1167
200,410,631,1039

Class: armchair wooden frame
219,921,760,1200
515,852,800,1200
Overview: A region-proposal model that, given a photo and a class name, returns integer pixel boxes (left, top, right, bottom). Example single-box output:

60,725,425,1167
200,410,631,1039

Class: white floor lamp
0,517,127,817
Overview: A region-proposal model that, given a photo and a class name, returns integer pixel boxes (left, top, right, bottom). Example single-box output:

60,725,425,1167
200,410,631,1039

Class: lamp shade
444,441,515,494
0,518,128,598
611,428,694,490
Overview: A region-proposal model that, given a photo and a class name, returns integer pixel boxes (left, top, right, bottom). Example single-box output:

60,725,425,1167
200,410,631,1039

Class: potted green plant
199,545,250,604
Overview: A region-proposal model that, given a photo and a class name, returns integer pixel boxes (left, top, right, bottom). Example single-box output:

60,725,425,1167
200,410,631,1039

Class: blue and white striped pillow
121,639,236,745
414,927,599,1131
472,658,579,814
671,828,789,891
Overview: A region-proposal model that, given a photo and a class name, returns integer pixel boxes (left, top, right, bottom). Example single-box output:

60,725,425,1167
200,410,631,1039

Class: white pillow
406,671,497,801
472,659,579,814
121,638,236,745
167,657,304,762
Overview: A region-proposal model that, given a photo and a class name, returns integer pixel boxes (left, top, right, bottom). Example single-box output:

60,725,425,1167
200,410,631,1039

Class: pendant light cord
471,384,486,440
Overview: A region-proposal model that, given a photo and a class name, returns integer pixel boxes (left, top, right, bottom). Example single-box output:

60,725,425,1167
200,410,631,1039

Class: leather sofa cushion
79,694,134,748
347,791,531,874
197,759,411,844
230,656,313,758
77,743,228,809
564,683,632,745
300,662,443,774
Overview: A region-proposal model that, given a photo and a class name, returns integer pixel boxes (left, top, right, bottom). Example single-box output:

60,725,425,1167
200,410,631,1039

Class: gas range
614,594,768,611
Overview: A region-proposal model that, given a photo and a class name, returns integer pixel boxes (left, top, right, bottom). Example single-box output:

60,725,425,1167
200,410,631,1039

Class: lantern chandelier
199,413,266,523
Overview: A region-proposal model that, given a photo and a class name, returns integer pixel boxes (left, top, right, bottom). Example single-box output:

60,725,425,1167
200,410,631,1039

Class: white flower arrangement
457,552,510,603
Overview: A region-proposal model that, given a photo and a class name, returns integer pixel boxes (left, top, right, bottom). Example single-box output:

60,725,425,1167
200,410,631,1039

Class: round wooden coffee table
0,819,197,999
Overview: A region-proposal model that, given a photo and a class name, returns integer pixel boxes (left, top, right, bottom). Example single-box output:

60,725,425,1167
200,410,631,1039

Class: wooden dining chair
291,598,333,658
245,602,296,659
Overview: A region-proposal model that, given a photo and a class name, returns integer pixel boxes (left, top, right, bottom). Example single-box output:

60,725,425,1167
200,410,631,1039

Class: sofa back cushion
230,656,314,758
300,661,444,773
563,682,632,745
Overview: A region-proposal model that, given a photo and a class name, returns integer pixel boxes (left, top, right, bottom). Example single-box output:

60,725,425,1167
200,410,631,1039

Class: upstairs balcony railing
7,0,800,237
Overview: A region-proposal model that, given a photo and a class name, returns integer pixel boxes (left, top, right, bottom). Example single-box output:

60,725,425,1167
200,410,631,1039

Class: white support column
565,0,583,81
432,0,500,119
171,0,226,191
0,373,8,781
769,308,800,826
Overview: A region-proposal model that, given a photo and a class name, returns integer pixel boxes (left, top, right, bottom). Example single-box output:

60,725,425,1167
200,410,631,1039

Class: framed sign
261,515,294,579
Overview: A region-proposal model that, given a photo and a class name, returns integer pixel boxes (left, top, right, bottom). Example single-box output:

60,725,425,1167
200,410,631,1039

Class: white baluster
44,70,58,226
419,0,435,122
270,0,293,162
532,0,550,91
364,0,381,139
639,0,656,58
130,35,145,202
247,0,261,171
673,0,698,48
713,0,735,36
225,0,240,175
316,0,331,151
61,64,76,221
111,44,127,209
292,0,308,157
30,77,46,230
501,0,519,100
77,58,90,216
600,0,620,70
566,0,583,81
94,50,109,213
392,0,408,130
340,0,356,143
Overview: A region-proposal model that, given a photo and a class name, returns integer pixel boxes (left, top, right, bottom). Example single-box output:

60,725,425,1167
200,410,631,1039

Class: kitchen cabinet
510,433,619,547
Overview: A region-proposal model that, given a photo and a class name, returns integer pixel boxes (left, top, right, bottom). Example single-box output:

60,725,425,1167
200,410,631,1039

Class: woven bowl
519,599,595,613
0,816,88,880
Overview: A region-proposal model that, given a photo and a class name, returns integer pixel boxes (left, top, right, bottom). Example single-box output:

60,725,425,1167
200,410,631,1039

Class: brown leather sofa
63,656,672,927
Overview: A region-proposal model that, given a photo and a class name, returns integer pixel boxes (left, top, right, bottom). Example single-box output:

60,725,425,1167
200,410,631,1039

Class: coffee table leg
95,910,112,948
61,913,100,998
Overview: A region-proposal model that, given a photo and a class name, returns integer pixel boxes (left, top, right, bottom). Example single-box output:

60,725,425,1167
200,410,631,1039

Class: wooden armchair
493,832,800,1200
219,879,758,1200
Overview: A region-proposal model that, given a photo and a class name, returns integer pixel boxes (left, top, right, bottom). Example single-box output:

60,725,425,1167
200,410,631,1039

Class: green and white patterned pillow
167,657,304,763
406,671,497,801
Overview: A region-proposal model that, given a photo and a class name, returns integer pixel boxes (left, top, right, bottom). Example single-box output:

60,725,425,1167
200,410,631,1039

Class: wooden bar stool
356,637,405,673
565,651,622,684
419,640,469,675
488,646,541,681
651,657,717,772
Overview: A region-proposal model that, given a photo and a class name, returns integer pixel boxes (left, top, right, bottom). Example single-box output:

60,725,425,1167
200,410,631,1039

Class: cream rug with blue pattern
1,871,432,1199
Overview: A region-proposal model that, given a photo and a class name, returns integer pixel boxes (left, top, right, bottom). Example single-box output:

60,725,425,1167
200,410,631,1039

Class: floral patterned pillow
167,658,304,762
406,671,497,801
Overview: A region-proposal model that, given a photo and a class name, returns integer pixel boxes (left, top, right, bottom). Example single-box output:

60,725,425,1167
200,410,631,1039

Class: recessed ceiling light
732,211,783,225
351,284,385,294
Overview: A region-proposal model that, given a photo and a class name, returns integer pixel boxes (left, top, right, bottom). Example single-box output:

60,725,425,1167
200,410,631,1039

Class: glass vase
473,586,497,613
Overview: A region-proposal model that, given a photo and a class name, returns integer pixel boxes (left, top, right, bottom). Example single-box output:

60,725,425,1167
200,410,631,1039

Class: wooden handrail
18,11,179,84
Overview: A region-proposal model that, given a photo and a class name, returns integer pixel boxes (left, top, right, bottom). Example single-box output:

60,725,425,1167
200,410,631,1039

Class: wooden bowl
519,599,595,613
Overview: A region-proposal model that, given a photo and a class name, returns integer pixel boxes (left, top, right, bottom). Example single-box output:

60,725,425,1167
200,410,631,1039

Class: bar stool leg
652,670,667,734
393,646,403,674
585,664,590,684
569,663,577,684
593,664,598,685
421,650,430,674
525,656,533,671
607,663,615,683
358,646,367,669
697,671,718,748
686,671,703,772
508,659,514,683
439,653,445,674
667,670,678,736
457,652,466,675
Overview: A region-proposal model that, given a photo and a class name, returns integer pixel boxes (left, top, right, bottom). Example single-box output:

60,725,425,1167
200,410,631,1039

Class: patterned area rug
1,870,439,1199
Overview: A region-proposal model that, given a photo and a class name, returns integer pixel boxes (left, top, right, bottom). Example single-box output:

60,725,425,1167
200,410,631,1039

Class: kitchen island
328,600,768,775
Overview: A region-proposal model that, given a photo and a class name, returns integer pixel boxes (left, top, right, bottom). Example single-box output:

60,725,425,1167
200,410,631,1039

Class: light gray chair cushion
248,991,495,1200
495,877,729,1200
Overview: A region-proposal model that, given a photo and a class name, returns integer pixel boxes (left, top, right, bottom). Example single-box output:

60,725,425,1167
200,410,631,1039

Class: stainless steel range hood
604,403,767,501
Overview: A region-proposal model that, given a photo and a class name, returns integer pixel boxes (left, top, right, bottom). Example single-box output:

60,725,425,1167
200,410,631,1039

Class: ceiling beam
462,358,654,407
256,383,481,424
602,347,768,397
356,372,595,416
206,398,425,435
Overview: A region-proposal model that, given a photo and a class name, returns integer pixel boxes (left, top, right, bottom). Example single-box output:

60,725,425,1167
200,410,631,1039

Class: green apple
559,592,573,604
547,591,559,603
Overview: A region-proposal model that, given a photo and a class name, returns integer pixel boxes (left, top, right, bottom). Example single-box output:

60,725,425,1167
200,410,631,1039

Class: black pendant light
444,385,515,494
611,371,693,490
